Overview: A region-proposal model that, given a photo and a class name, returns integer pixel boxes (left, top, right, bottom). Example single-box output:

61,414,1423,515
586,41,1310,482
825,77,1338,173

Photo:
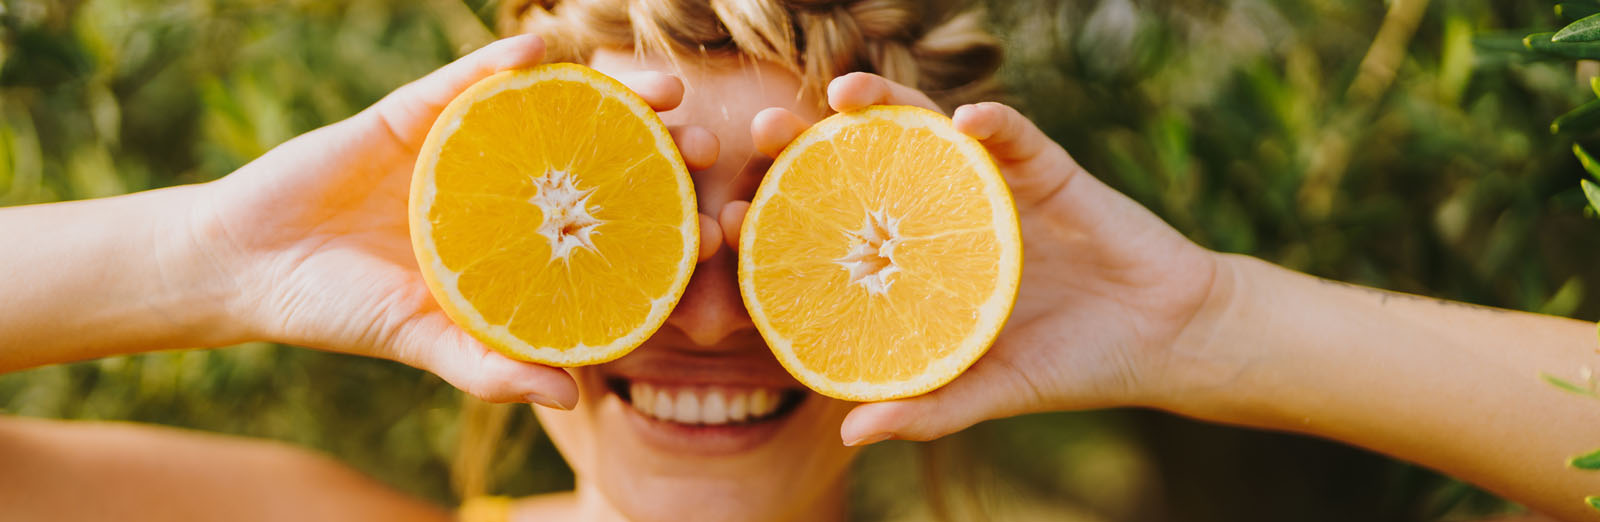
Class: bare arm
0,416,449,522
1170,255,1600,519
0,185,238,372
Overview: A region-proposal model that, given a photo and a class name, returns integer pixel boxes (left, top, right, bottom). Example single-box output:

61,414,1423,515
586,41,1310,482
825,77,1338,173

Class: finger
610,70,685,112
827,72,941,114
719,200,750,251
470,351,580,410
838,354,1034,445
671,125,720,172
697,213,721,263
751,107,810,159
369,34,545,150
394,312,579,408
952,102,1055,164
953,102,1085,205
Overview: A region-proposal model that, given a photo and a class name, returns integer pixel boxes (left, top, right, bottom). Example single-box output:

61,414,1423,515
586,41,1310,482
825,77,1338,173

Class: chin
602,474,823,522
536,346,859,522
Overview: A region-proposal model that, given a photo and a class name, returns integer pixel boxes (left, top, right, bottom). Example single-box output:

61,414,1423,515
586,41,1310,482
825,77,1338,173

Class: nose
663,245,755,349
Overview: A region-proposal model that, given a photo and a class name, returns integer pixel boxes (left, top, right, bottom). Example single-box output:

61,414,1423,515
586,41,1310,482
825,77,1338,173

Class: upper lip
598,349,805,389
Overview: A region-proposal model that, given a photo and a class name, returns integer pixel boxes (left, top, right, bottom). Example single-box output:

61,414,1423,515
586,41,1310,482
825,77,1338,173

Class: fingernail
527,393,573,411
845,432,892,447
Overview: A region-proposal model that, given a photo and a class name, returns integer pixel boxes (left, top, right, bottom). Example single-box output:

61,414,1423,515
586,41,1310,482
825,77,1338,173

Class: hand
193,35,722,408
733,73,1221,444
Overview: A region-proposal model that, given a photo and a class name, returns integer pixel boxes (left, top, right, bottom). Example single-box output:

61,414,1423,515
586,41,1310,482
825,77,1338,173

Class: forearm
0,185,240,372
1170,254,1600,519
0,416,449,522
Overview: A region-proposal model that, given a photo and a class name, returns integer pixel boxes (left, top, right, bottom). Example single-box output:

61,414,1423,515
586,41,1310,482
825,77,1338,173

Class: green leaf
1539,277,1585,316
1562,3,1600,21
1542,373,1600,398
1525,32,1600,59
1553,98,1600,134
1477,34,1549,56
1575,144,1600,180
1571,448,1600,470
1558,13,1600,42
1585,179,1600,212
1588,496,1600,511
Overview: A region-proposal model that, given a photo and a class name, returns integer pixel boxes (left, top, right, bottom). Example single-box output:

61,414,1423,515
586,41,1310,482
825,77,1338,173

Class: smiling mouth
605,378,808,426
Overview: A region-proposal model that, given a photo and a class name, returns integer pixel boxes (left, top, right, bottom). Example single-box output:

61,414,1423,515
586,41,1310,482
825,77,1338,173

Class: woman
0,0,1595,520
465,1,1006,520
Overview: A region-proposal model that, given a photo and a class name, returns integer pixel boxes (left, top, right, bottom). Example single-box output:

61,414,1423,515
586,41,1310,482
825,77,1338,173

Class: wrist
1146,255,1396,428
152,182,252,348
1144,252,1257,418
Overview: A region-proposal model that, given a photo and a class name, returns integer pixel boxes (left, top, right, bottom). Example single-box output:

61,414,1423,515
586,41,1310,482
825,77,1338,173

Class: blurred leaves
1538,276,1586,316
1560,3,1600,22
1,0,1597,519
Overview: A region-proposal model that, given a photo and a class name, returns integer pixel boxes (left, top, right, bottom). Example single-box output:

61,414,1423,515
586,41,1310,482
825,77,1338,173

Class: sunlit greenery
1,0,1593,519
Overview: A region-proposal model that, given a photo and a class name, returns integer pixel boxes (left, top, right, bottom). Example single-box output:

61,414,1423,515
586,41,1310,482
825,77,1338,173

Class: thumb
388,312,579,409
839,355,1042,446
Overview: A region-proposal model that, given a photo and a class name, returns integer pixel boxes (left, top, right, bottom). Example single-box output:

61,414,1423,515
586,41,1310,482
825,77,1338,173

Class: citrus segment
739,105,1021,401
410,63,697,366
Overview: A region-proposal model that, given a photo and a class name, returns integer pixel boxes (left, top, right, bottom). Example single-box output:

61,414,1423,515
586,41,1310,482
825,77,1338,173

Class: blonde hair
496,0,1003,110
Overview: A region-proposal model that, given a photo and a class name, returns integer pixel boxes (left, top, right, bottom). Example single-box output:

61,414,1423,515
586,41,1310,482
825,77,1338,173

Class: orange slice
739,105,1023,401
410,63,697,366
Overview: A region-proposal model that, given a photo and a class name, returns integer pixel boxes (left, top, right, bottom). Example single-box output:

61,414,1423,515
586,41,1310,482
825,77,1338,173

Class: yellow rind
738,105,1023,402
409,63,698,367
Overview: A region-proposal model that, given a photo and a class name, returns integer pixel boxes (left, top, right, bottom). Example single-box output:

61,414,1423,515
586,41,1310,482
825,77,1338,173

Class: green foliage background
0,0,1591,520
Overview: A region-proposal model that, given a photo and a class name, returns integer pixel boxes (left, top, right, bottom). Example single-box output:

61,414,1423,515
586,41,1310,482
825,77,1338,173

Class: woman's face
532,48,859,522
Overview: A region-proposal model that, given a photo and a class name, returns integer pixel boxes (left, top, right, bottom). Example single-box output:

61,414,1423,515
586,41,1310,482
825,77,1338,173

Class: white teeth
672,390,700,424
702,390,728,425
727,392,748,423
652,387,673,421
624,384,789,426
631,382,653,417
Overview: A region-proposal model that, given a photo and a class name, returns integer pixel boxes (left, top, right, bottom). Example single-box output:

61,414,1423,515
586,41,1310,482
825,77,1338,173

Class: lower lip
615,393,796,456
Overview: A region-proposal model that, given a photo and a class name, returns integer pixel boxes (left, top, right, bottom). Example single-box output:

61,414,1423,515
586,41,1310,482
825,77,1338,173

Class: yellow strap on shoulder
458,495,513,522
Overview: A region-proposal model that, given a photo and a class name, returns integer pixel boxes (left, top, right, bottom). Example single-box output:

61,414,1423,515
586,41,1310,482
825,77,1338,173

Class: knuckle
471,359,521,402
